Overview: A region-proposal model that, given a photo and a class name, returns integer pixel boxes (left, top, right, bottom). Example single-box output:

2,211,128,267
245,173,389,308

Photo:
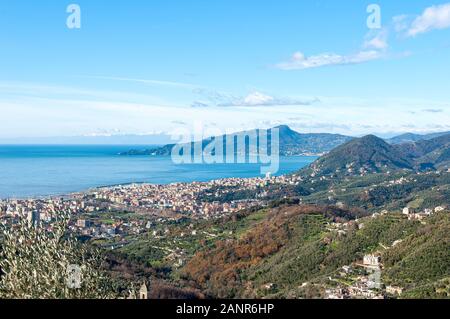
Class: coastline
0,145,317,200
0,164,308,201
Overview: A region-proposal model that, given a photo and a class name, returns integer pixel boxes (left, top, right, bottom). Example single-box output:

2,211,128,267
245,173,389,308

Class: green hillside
181,205,449,299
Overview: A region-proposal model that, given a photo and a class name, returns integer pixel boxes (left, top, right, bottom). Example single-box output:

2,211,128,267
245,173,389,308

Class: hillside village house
363,254,381,267
127,282,150,299
386,286,403,296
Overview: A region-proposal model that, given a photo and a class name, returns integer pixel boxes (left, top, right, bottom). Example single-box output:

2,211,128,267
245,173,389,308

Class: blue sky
0,0,450,141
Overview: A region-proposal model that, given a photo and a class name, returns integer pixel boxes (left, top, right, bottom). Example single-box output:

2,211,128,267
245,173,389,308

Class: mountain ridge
387,131,450,144
120,125,354,157
303,133,450,178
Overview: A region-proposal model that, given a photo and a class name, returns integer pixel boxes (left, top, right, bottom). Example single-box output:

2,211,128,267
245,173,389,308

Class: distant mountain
307,135,414,177
276,125,353,155
387,131,450,144
119,125,353,157
305,133,450,178
397,133,450,170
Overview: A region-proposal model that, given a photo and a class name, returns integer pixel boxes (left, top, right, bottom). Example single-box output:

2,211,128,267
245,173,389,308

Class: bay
0,145,316,199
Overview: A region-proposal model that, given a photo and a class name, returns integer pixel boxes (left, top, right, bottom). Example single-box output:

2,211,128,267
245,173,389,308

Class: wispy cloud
0,81,174,107
276,19,392,71
422,108,444,113
192,89,319,107
171,120,187,125
82,75,199,89
363,29,389,50
275,50,383,71
1,89,449,138
407,3,450,37
393,14,411,33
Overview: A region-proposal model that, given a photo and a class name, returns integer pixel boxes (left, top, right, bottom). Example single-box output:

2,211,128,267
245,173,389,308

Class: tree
0,213,118,299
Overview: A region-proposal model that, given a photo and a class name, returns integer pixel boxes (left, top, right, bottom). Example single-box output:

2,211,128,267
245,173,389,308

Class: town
0,174,301,241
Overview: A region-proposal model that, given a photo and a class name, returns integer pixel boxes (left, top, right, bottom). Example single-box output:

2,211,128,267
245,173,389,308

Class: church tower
139,282,149,299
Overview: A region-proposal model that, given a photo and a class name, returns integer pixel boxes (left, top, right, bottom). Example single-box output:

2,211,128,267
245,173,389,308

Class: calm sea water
0,145,316,199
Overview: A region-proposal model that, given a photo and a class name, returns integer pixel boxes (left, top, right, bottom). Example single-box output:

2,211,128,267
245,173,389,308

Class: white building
435,206,445,213
363,254,381,267
386,286,403,296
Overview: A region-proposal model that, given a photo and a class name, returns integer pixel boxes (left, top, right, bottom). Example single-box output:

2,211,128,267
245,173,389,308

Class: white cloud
242,91,274,106
275,3,450,72
393,15,410,32
276,50,383,70
192,89,319,107
407,3,450,37
1,90,448,138
363,29,389,50
232,92,319,107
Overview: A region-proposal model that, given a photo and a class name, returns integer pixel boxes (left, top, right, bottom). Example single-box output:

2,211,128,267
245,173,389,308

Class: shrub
0,213,118,299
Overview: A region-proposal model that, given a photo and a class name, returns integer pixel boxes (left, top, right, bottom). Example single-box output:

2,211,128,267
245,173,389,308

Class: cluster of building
85,174,302,218
322,203,449,299
88,181,258,218
0,197,131,239
402,206,446,221
71,217,151,239
0,174,304,245
325,254,400,299
0,197,94,226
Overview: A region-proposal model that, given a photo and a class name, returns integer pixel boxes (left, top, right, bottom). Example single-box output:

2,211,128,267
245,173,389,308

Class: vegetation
120,125,353,157
382,214,450,296
180,204,449,299
3,131,449,299
0,214,118,299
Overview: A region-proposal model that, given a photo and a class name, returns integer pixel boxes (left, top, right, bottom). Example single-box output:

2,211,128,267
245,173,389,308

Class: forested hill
119,125,353,156
387,131,450,144
302,133,450,178
180,203,450,299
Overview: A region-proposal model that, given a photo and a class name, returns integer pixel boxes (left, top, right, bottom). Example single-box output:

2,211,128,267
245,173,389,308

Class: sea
0,145,317,199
